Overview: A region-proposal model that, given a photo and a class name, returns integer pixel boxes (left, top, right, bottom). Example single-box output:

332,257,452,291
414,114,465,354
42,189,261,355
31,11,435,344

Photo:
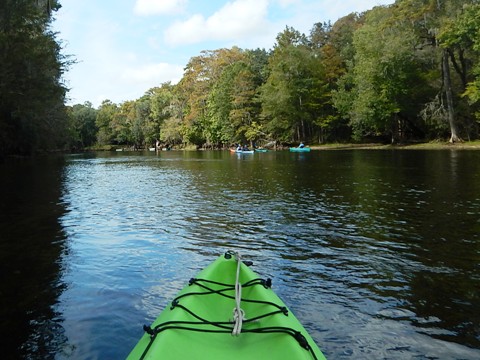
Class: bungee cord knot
231,251,245,336
232,306,245,336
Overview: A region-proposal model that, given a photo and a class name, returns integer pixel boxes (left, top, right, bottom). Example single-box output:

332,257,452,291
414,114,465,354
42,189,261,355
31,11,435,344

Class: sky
53,0,395,108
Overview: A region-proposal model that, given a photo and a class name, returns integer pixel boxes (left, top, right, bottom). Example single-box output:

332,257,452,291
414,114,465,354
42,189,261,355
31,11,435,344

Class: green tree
112,101,136,145
439,2,480,136
177,47,246,146
0,0,69,156
260,26,327,143
328,13,364,69
147,83,175,146
310,20,356,142
229,61,259,143
67,102,97,149
206,58,259,146
354,6,426,141
131,96,150,148
206,67,236,146
233,49,269,145
394,0,479,142
334,5,435,142
160,86,184,146
96,100,118,145
176,52,211,145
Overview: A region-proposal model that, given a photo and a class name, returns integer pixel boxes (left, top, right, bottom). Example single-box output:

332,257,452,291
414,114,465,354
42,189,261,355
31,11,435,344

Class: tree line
2,1,480,156
0,0,70,157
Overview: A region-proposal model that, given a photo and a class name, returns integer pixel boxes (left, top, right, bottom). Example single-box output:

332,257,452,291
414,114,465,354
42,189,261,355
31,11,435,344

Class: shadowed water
1,150,479,359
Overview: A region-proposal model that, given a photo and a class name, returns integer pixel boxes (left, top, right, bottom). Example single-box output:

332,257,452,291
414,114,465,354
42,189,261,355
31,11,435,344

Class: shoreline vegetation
311,140,480,150
83,140,480,153
65,1,480,157
3,141,479,162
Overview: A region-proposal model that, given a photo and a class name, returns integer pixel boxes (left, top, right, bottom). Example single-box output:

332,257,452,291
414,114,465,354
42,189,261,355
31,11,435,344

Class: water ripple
52,151,480,359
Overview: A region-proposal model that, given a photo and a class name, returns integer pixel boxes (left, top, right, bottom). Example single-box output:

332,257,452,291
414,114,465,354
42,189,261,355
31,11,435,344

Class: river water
1,149,479,359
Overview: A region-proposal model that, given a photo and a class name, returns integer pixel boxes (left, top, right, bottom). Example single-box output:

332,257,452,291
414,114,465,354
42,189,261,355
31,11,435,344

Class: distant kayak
230,148,254,154
255,149,268,152
289,147,311,152
127,252,326,360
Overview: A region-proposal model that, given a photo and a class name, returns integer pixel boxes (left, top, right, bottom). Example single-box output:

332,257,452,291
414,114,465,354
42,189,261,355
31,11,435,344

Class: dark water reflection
0,156,68,359
1,150,480,359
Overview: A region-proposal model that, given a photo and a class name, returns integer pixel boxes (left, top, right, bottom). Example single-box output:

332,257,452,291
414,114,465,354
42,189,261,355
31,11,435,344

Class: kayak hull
230,149,254,154
127,253,325,360
289,147,311,152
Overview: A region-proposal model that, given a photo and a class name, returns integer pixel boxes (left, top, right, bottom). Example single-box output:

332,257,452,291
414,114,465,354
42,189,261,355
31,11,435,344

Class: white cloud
61,15,184,106
66,61,184,106
164,0,269,45
166,14,207,45
274,0,299,8
134,0,187,16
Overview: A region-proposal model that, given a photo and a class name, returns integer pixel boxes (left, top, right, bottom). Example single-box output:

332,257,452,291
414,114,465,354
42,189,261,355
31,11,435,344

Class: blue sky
53,0,395,107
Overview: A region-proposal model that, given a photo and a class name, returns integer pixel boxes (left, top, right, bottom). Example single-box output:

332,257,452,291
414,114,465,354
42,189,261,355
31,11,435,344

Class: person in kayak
299,142,305,148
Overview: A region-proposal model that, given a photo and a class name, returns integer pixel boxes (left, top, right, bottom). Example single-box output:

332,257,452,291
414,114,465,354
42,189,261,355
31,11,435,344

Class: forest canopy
2,0,480,156
0,0,70,156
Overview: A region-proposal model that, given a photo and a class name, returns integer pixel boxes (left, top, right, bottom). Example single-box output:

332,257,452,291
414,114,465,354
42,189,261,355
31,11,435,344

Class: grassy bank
311,140,480,150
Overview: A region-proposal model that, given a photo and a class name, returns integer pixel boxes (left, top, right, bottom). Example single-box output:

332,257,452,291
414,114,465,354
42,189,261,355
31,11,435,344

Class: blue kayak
231,149,254,154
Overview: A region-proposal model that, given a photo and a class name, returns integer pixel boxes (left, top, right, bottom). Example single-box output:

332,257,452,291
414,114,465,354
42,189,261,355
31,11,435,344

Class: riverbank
310,140,480,150
81,140,480,153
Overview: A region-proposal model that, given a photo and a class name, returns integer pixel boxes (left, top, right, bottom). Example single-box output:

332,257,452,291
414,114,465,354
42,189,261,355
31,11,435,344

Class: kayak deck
127,252,326,359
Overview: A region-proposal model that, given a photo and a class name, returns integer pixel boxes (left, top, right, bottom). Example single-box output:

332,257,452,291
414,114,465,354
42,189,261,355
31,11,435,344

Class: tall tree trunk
442,49,461,143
